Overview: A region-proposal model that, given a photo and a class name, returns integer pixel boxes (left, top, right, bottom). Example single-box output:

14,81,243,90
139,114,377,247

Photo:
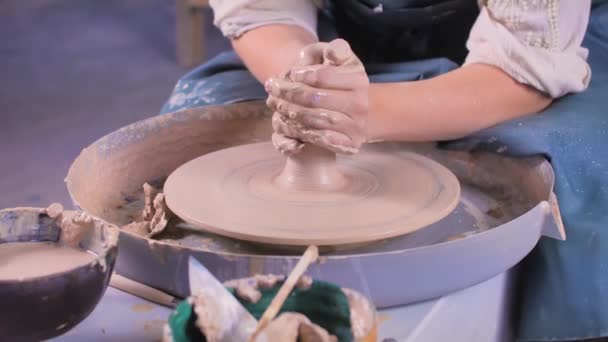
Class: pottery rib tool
249,245,319,341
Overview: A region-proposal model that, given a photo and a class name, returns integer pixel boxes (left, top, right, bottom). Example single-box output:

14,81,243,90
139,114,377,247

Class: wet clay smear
0,241,96,280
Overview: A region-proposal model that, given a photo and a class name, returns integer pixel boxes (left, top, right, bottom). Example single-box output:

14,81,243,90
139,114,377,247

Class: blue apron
160,1,608,340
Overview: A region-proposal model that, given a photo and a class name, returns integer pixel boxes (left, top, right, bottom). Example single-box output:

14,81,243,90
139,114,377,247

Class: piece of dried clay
296,275,313,290
59,212,94,247
224,278,264,303
224,274,312,304
235,282,262,303
147,193,171,238
143,183,160,221
121,183,172,239
45,202,64,219
161,324,173,342
257,312,337,342
192,294,225,342
342,288,376,340
254,274,284,290
122,221,151,236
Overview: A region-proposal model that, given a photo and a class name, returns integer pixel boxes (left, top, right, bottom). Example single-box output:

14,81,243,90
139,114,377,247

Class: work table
52,272,514,342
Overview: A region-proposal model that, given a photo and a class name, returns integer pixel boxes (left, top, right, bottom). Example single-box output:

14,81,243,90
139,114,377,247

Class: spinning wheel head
164,142,460,246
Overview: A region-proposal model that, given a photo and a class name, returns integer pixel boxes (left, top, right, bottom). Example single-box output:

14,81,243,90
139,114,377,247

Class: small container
0,207,119,342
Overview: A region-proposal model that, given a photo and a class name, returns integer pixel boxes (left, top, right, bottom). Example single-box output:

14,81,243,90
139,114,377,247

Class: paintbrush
248,245,319,341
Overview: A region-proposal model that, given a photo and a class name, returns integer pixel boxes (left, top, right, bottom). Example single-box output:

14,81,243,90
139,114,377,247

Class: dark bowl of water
0,206,119,342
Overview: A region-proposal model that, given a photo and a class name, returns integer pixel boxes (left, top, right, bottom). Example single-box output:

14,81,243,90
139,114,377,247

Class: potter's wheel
66,102,564,307
164,141,460,246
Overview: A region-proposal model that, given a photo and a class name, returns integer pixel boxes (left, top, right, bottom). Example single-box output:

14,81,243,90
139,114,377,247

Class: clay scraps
44,203,94,247
224,274,313,304
122,183,173,239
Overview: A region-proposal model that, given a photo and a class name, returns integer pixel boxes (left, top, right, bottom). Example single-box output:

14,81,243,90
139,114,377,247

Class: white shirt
209,0,591,98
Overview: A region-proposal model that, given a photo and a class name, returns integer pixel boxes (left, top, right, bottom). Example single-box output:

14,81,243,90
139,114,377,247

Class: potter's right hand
266,39,369,156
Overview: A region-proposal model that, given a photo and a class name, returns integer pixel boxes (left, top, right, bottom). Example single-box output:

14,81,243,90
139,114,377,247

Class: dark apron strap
328,0,479,64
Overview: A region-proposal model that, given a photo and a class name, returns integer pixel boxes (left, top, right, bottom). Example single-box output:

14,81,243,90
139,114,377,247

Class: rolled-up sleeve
465,0,592,98
209,0,319,39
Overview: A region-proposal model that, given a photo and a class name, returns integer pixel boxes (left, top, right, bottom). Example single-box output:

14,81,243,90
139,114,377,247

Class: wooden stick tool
248,245,319,341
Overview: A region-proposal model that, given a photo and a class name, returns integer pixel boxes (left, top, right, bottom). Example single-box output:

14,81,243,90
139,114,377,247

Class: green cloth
168,300,206,342
167,280,353,342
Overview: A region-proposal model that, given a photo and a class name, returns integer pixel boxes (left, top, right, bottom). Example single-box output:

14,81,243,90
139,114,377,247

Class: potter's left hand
266,39,369,155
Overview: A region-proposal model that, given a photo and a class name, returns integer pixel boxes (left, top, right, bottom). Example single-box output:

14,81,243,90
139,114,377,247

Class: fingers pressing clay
273,112,358,155
294,42,328,67
289,64,367,90
323,38,357,66
272,133,304,156
265,38,369,155
293,39,355,67
272,111,302,139
266,77,328,109
265,77,360,116
268,96,362,141
299,129,359,155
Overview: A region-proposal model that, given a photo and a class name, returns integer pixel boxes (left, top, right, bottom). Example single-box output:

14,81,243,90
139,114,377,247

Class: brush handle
249,245,319,341
109,273,177,308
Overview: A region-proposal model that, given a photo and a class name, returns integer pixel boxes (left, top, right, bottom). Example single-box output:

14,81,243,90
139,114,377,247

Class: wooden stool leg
175,0,205,68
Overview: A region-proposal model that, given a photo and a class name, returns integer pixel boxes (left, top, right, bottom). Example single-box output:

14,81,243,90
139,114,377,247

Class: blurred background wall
0,0,230,208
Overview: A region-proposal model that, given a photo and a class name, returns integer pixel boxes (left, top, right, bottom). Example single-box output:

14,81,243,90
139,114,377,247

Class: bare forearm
368,64,552,142
231,24,317,84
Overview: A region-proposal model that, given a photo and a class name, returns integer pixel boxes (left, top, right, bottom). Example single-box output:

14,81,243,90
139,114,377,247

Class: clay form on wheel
164,141,460,246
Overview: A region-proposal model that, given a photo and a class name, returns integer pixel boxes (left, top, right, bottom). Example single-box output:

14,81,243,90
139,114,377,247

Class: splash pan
66,102,563,307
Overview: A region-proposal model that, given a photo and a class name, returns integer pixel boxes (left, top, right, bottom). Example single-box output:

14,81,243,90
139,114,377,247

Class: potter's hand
266,39,369,155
